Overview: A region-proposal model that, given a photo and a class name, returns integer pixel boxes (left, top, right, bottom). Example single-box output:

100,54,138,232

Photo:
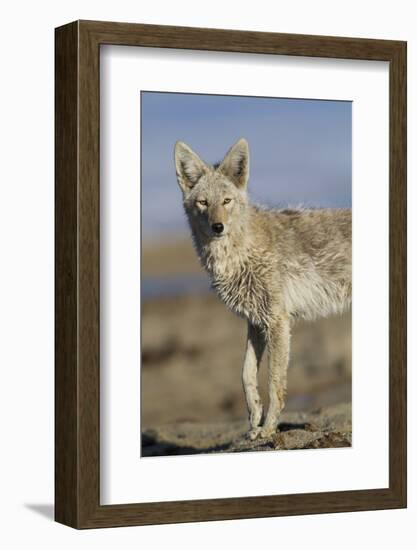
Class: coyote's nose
212,223,224,234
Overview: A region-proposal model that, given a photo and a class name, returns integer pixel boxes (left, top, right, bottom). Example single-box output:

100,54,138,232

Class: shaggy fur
174,138,352,439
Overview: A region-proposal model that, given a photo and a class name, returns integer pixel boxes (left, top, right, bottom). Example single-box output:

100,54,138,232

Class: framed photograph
55,20,406,528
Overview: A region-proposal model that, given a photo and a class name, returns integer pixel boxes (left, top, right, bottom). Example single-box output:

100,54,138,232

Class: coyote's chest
201,243,272,328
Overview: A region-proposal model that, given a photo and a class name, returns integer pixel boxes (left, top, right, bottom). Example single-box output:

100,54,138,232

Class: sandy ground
142,403,351,456
141,238,352,456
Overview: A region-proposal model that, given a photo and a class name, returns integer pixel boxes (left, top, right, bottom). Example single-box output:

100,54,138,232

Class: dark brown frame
55,20,407,529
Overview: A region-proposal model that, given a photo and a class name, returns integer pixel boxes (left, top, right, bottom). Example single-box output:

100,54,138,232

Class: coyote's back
268,207,351,321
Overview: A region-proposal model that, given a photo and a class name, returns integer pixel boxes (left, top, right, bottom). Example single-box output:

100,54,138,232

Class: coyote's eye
197,199,208,207
223,198,232,205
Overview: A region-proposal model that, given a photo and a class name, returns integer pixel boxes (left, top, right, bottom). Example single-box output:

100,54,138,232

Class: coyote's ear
218,138,249,189
174,141,207,195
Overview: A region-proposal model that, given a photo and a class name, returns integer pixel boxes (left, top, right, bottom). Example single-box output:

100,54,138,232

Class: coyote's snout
174,138,352,440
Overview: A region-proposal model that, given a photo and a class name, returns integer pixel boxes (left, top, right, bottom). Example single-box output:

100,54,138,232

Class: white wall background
0,0,415,547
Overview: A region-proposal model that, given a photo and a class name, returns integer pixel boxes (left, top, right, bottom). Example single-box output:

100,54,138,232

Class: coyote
174,138,351,440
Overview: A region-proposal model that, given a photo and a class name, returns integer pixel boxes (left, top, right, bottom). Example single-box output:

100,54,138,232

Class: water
141,274,211,301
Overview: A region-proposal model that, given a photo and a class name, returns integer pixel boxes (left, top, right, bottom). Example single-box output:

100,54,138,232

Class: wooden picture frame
55,20,407,528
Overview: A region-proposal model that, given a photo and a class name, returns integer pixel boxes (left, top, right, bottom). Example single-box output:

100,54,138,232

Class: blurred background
141,92,352,455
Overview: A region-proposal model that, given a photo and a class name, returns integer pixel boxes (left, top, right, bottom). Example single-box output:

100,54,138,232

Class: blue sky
141,92,351,240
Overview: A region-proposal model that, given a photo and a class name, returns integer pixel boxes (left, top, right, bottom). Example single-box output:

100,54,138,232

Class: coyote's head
174,138,249,240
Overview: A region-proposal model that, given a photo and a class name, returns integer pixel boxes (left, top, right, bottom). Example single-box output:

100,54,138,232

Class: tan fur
174,138,352,439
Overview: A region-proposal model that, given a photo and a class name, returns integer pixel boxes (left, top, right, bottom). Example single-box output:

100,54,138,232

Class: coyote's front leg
258,315,291,439
242,323,266,440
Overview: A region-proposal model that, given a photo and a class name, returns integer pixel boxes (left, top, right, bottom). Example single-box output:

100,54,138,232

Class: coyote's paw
246,426,277,441
246,426,276,441
258,426,276,439
246,427,262,441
